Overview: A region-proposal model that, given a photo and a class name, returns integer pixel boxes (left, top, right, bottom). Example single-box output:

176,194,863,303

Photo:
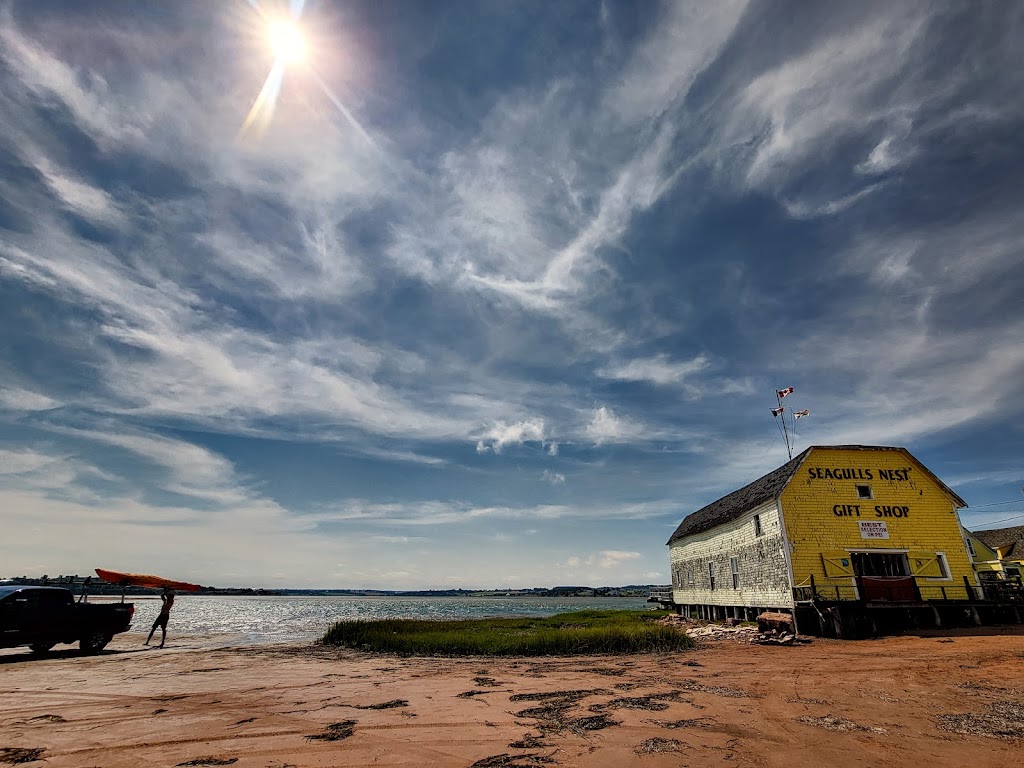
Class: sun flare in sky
238,2,376,146
239,5,310,138
267,17,307,65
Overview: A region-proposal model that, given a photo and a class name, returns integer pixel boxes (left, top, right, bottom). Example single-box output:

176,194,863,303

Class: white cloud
584,406,645,445
0,447,112,496
311,498,680,527
781,182,885,219
0,448,62,476
604,1,749,122
36,159,125,226
476,418,545,454
356,448,446,466
598,550,642,568
46,426,252,506
542,470,566,485
0,487,334,587
597,353,709,387
738,13,928,189
0,2,1021,591
562,550,643,570
0,388,59,411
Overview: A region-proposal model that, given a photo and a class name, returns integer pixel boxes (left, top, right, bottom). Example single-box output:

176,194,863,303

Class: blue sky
1,1,1022,589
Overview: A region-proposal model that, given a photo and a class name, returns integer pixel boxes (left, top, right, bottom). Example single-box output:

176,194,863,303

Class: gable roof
666,449,809,545
971,526,1024,560
667,445,967,546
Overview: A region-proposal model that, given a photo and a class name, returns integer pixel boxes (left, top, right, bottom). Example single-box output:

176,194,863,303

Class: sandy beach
2,627,1023,767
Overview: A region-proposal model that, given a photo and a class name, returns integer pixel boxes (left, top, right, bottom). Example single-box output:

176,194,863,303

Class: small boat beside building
665,445,1023,637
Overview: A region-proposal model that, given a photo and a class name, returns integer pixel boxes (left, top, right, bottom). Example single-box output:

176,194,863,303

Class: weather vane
770,387,809,460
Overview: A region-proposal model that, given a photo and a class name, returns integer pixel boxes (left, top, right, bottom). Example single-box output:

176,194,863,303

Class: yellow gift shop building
667,445,1022,637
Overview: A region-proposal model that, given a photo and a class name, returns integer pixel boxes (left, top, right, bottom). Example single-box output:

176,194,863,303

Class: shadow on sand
0,646,154,665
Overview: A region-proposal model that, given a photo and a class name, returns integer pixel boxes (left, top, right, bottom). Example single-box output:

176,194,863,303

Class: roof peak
667,445,965,545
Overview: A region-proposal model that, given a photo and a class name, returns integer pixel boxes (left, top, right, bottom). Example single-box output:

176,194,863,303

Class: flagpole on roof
771,387,799,460
777,390,792,460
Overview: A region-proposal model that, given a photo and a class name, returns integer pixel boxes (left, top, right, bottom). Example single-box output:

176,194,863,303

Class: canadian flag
794,409,810,419
770,407,784,417
776,387,794,399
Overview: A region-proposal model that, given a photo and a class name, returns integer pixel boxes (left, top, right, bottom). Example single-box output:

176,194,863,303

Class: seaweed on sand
508,734,552,749
635,738,682,755
459,689,511,699
350,699,408,710
510,690,619,734
798,714,887,734
649,717,714,729
470,753,556,767
676,680,749,699
937,701,1024,740
0,748,46,765
591,691,689,712
509,689,609,703
305,720,357,741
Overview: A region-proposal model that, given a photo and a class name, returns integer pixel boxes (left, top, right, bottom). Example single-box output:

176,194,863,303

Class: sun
267,18,307,65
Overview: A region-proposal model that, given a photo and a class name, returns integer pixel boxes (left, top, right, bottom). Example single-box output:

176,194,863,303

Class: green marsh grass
320,609,692,656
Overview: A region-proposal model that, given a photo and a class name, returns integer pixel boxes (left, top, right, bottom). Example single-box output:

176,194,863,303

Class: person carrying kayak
144,588,175,649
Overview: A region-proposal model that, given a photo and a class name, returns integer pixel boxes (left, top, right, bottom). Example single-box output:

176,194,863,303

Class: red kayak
95,568,202,592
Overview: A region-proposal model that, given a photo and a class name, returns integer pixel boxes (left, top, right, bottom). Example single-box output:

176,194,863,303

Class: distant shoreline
1,578,665,599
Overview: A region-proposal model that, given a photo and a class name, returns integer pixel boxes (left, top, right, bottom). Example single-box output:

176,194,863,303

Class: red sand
2,626,1023,767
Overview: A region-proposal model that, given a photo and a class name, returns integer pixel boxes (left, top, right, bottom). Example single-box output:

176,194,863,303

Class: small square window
856,484,873,500
753,514,763,536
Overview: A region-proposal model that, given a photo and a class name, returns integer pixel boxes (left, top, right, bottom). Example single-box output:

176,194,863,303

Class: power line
969,511,1024,528
741,433,785,487
965,498,1024,509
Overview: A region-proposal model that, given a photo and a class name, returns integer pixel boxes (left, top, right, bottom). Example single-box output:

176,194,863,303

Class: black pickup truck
0,586,135,654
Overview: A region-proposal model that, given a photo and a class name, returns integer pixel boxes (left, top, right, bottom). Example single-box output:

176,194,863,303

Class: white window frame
686,567,694,585
730,557,740,589
708,561,716,591
966,538,976,558
925,551,952,581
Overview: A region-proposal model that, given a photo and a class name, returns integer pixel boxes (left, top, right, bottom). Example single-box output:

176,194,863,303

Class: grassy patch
321,610,692,656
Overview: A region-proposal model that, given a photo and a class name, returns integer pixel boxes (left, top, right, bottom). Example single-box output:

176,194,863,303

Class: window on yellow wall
935,553,950,579
856,484,873,500
966,538,976,558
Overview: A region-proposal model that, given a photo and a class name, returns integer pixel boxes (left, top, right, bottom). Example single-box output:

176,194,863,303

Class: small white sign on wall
859,520,889,539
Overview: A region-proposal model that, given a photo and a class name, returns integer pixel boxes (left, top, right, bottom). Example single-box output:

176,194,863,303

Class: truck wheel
80,630,112,655
29,642,56,655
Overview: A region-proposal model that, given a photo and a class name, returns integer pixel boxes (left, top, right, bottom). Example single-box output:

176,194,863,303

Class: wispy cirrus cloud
597,354,709,388
1,1,1022,587
0,388,59,412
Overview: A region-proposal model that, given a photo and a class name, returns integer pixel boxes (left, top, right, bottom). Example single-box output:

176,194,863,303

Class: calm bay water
126,594,654,646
